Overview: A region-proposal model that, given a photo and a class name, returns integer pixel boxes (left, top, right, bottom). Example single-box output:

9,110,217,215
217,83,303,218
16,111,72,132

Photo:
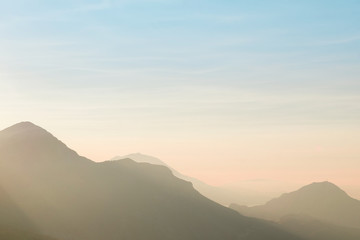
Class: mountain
230,181,360,229
0,122,303,240
112,153,273,206
112,153,228,203
112,153,169,166
0,121,91,164
112,153,210,186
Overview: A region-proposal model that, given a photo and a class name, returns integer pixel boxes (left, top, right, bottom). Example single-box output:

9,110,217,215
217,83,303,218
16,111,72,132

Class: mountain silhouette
112,153,212,186
0,122,303,240
0,121,91,164
230,181,360,229
112,153,272,206
112,153,169,166
112,153,228,203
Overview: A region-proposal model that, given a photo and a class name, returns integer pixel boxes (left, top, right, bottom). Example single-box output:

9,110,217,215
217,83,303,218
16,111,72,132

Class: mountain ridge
0,122,304,240
230,181,360,229
112,153,277,206
0,121,91,165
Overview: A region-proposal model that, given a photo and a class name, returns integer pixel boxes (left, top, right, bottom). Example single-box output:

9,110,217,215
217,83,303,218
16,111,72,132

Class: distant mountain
112,153,169,167
0,122,303,240
278,214,360,240
112,153,208,183
112,153,228,203
230,181,360,229
112,153,273,206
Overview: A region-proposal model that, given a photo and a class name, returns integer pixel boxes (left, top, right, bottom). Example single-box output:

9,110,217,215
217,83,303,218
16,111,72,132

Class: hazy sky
0,1,359,196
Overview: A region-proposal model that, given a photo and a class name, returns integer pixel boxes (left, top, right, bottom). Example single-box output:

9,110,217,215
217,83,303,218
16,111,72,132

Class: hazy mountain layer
0,122,303,240
113,153,274,206
112,153,230,204
230,181,360,229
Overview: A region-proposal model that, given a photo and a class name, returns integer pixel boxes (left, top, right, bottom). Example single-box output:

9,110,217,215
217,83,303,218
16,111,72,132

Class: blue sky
1,0,359,126
1,0,359,90
0,0,360,192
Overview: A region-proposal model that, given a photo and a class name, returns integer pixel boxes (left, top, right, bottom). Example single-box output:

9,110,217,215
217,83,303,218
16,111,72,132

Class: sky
0,0,359,197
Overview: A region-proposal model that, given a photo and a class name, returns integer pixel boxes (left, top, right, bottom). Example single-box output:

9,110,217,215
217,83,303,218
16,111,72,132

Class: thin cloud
69,1,113,13
314,35,360,46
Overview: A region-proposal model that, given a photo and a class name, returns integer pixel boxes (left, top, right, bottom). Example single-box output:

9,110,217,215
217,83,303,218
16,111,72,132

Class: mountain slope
230,181,360,229
112,153,169,166
112,153,226,203
112,153,270,206
112,153,212,189
0,122,303,240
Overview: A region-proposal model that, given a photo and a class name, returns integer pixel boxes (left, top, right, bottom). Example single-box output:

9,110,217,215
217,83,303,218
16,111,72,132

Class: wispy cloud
314,35,360,46
0,1,113,28
68,0,113,13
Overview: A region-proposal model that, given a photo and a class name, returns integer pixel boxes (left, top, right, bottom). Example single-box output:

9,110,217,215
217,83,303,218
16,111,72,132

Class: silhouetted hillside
112,153,228,203
0,122,303,240
113,153,273,206
0,121,91,164
230,181,360,229
112,153,169,166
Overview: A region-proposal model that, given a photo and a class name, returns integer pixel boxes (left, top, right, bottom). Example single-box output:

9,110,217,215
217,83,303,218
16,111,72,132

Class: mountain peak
0,122,90,164
112,153,167,167
1,121,49,135
261,181,353,210
296,181,348,197
231,181,360,230
308,181,338,187
14,121,38,127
